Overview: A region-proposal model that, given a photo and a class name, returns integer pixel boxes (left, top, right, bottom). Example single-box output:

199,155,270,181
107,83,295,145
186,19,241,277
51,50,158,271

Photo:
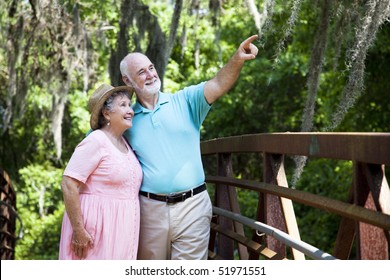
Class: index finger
241,35,258,47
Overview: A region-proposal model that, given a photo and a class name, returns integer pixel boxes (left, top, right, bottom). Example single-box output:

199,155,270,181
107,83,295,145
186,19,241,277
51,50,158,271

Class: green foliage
18,164,63,215
293,159,352,254
15,164,64,259
15,205,64,260
237,188,259,221
62,89,90,160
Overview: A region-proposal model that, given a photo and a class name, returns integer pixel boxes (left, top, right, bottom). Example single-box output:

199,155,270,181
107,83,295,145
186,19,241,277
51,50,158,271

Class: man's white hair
119,56,130,78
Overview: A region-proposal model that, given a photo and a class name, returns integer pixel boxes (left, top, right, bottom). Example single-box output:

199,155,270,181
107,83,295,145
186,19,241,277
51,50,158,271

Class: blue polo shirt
123,82,211,194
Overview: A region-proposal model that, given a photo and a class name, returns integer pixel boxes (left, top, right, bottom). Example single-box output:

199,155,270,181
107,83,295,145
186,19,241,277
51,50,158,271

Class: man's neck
138,92,159,110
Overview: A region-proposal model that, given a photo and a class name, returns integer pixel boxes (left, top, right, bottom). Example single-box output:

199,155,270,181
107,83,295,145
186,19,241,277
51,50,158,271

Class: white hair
119,56,130,78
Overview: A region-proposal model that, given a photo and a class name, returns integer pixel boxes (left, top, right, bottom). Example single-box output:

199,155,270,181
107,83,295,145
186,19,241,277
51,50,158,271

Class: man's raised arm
204,35,259,104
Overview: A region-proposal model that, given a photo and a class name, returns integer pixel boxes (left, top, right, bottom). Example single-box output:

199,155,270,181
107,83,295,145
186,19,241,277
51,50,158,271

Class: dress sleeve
63,132,103,183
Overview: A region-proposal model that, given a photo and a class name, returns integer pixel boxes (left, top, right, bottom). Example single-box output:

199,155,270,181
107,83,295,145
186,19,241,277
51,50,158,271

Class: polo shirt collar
133,92,170,114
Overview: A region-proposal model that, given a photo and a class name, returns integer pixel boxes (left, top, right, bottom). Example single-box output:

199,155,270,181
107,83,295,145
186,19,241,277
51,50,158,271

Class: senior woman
59,84,142,260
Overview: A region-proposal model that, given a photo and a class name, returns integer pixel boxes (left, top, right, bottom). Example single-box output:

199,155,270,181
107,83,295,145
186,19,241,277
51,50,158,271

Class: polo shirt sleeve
182,81,211,128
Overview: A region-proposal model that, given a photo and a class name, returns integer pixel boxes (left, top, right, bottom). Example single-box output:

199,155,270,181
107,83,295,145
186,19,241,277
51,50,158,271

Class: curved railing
0,168,18,260
201,132,390,260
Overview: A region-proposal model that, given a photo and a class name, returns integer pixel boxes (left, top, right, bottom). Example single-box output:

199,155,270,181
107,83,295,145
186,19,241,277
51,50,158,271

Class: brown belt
139,183,206,204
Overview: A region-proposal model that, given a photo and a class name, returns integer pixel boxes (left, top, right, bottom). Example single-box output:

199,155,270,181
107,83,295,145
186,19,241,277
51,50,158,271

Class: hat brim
90,86,134,130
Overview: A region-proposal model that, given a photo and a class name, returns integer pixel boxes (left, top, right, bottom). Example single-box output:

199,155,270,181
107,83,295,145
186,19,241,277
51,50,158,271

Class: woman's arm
61,176,94,259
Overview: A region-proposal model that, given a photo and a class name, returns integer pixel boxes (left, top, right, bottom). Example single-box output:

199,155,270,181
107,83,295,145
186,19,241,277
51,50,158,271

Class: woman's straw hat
88,84,134,130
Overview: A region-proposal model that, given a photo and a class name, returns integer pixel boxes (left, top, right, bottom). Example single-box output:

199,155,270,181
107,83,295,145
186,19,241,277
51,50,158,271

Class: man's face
124,54,161,97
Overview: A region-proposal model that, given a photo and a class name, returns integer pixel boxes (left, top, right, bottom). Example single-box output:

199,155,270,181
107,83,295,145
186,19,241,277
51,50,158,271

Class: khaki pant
137,190,212,260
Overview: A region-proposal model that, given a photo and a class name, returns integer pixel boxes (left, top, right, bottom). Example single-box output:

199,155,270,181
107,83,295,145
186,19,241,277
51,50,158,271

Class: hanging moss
326,0,390,131
272,0,303,67
291,0,390,184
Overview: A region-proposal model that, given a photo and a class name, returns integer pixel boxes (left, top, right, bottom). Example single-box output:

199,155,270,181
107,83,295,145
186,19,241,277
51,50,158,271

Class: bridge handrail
201,132,390,164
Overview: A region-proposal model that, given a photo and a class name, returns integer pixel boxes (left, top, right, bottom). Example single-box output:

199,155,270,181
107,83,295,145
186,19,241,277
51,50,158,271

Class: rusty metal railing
201,132,390,260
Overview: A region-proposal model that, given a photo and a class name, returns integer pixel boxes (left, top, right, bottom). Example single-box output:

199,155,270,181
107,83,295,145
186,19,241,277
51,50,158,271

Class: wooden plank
263,153,287,258
333,186,355,259
333,217,355,259
227,185,249,259
211,223,286,260
250,189,266,260
266,154,305,260
208,250,224,260
215,153,234,259
201,133,390,164
355,163,389,259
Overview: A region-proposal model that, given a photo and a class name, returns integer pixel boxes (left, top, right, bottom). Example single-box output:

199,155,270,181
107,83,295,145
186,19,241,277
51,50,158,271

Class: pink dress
59,130,142,260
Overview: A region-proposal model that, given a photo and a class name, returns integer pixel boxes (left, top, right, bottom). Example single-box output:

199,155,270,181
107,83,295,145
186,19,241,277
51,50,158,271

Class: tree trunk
110,0,183,90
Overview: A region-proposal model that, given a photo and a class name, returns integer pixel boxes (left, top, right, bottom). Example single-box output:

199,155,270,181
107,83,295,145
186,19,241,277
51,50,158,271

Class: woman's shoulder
78,129,106,148
88,129,105,139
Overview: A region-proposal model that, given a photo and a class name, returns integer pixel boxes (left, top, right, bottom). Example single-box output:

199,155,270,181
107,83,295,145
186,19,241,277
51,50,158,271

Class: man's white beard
141,79,161,97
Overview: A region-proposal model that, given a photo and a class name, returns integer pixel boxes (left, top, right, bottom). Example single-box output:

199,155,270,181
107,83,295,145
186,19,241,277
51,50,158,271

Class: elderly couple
59,35,258,260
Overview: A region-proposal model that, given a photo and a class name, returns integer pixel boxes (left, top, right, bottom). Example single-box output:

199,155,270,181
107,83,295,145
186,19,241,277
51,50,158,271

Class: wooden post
262,153,287,257
354,162,390,259
263,153,304,259
215,153,234,259
249,153,267,260
333,187,355,259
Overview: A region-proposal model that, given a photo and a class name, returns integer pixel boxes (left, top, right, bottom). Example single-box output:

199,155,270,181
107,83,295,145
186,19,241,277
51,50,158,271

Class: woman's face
104,94,134,131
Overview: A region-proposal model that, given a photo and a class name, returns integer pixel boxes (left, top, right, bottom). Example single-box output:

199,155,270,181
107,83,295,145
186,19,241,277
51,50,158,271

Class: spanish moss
292,0,331,187
325,0,390,131
272,0,303,67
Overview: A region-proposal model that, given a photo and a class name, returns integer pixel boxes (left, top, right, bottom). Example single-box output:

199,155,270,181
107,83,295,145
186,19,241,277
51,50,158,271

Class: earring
107,121,110,126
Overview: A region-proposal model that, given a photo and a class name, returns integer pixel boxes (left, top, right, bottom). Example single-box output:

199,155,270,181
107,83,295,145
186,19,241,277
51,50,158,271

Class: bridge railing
1,168,18,260
201,132,390,260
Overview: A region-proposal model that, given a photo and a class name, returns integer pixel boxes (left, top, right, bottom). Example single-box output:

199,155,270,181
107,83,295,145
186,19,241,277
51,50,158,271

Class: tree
109,0,183,88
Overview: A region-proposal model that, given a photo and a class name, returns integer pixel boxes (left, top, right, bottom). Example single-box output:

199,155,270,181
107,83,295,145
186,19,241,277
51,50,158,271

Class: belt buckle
166,192,186,204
